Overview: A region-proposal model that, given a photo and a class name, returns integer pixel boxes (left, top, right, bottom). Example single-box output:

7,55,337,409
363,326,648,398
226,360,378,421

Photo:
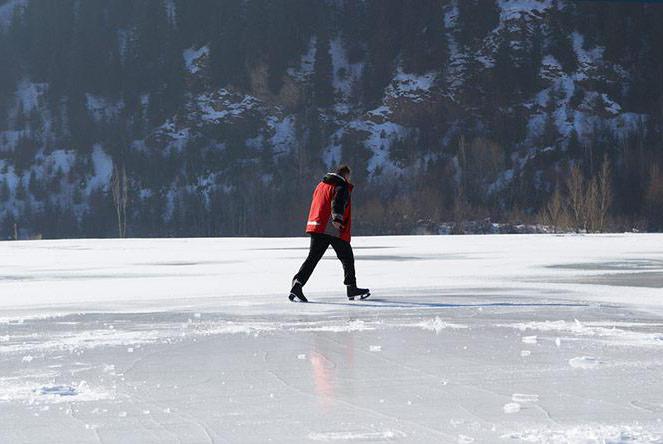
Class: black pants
293,233,356,287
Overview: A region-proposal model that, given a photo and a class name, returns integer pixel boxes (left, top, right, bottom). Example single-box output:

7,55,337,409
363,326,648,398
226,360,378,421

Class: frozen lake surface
1,234,663,443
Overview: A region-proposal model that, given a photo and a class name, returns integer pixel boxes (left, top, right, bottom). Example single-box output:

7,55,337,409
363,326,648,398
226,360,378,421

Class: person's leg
293,234,331,286
329,237,357,287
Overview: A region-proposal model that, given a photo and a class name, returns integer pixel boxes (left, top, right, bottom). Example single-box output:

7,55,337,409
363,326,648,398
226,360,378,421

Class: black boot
347,285,370,301
289,281,308,302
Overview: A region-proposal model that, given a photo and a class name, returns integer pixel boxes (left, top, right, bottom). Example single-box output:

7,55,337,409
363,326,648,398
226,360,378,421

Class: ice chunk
38,385,77,397
522,336,538,344
512,393,539,403
569,356,601,369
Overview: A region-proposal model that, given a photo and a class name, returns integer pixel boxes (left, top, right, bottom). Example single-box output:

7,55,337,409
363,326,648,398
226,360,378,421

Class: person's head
335,164,351,181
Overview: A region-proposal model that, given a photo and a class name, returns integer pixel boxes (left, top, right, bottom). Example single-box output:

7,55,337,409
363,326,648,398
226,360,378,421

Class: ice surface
0,234,663,442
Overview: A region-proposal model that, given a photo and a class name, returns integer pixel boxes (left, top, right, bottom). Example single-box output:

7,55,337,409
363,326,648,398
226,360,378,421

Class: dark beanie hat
335,164,351,176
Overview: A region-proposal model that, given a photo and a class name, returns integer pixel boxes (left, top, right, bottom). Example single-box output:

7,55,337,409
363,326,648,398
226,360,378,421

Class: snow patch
498,0,552,21
86,94,123,121
415,316,468,333
0,328,165,354
385,68,436,102
352,118,409,175
164,0,175,23
196,90,259,122
183,46,209,74
330,36,364,100
194,321,277,336
86,144,113,193
308,430,406,441
0,0,25,30
268,115,296,154
0,312,72,325
572,32,605,70
298,320,374,333
500,320,663,347
503,424,662,443
288,36,316,81
15,80,47,114
47,150,75,175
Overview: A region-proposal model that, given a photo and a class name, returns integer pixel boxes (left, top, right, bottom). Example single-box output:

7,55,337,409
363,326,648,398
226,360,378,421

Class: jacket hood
322,172,347,186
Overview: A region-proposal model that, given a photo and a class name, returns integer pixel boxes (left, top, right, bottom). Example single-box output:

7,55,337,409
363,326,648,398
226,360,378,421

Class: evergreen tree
456,0,499,49
174,0,218,47
209,0,248,89
492,38,516,104
362,0,403,107
546,1,578,73
0,31,19,114
401,0,448,74
340,0,367,64
147,24,186,127
520,24,544,95
13,135,38,173
70,0,115,95
66,90,95,153
542,111,558,148
312,29,334,107
123,0,171,98
0,179,9,202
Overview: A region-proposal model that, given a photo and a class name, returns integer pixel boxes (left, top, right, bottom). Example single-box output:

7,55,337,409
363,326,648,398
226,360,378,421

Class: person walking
289,165,370,302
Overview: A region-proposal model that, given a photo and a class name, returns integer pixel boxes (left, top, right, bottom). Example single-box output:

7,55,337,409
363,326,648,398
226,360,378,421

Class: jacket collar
327,172,346,182
322,172,353,191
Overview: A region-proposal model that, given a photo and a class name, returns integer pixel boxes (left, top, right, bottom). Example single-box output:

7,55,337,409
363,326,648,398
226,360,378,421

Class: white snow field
1,234,663,443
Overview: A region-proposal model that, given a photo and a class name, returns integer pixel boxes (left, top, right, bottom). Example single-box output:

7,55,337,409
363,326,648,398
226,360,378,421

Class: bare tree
566,164,587,232
540,184,567,232
567,157,612,233
583,156,613,232
585,176,599,231
595,155,612,232
645,163,663,229
111,163,128,238
453,183,469,234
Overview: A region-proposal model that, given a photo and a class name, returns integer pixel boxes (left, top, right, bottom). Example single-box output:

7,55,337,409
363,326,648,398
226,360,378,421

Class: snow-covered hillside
1,234,662,442
1,0,662,237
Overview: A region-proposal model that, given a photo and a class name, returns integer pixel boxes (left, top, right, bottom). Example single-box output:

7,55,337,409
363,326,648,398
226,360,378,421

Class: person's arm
331,184,349,227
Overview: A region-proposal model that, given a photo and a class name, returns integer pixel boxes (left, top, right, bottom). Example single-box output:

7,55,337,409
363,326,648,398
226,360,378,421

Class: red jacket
305,173,353,242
